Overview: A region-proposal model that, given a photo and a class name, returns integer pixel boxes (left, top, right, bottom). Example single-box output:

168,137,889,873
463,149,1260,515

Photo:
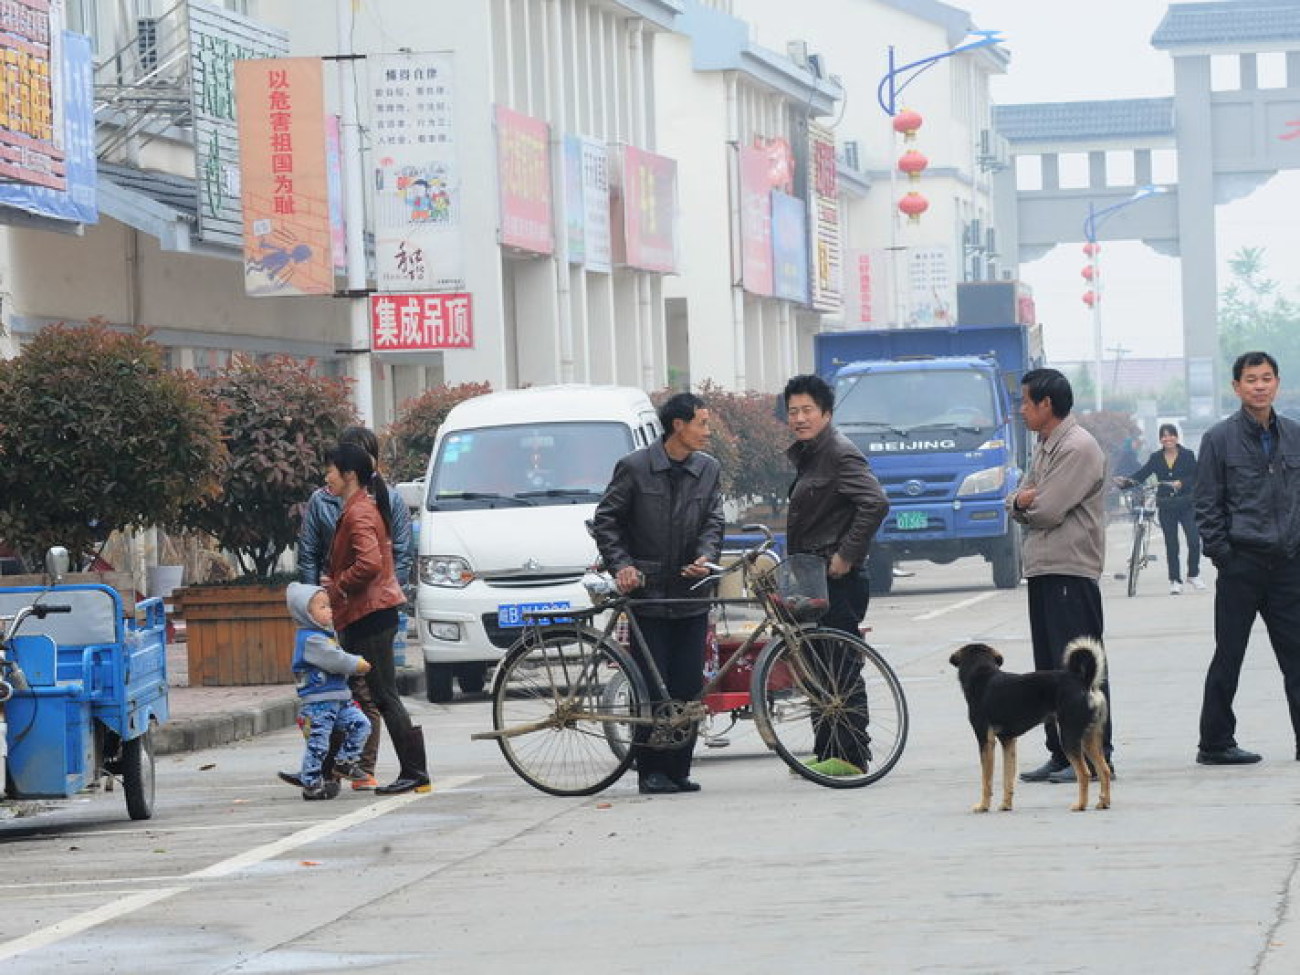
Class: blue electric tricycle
1,548,169,820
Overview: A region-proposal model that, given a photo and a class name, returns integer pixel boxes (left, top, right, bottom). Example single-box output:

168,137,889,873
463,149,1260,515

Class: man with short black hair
592,392,725,794
1194,351,1300,765
783,373,889,776
1009,368,1115,784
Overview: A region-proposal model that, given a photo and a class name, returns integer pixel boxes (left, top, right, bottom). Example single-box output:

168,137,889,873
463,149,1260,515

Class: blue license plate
497,601,573,628
895,511,928,530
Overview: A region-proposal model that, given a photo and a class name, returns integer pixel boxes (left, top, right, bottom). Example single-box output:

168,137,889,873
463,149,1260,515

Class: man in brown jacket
784,374,890,775
1008,368,1114,784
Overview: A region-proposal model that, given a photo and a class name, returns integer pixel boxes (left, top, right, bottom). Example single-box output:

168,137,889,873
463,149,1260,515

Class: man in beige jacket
1007,368,1114,784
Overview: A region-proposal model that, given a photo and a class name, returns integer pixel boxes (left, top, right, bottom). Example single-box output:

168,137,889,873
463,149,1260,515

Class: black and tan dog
949,637,1111,813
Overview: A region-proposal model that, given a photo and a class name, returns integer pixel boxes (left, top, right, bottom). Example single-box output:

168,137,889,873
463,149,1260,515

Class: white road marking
0,775,478,961
911,591,999,621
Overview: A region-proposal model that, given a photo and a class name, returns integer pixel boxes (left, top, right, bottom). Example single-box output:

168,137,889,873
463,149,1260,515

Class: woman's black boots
376,726,431,795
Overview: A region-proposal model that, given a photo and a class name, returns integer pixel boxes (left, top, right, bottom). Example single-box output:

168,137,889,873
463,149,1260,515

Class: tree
384,381,492,482
1219,247,1300,409
179,355,356,581
1075,409,1140,475
696,382,789,515
0,324,223,566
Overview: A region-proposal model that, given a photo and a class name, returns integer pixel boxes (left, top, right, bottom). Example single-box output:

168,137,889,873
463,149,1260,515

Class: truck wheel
454,662,487,695
867,552,894,595
426,663,456,703
992,527,1023,589
122,729,156,821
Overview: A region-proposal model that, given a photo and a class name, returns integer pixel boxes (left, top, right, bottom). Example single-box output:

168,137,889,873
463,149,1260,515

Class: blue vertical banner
771,190,808,304
0,31,97,223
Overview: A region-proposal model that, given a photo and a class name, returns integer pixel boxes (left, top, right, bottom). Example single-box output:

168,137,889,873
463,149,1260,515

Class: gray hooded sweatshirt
286,581,366,703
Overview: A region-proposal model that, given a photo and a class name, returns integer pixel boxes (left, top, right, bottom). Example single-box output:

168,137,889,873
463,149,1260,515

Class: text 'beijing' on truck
814,281,1044,594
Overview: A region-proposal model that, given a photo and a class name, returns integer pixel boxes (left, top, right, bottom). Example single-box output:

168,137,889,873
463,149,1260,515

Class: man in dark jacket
1194,351,1300,766
592,392,725,795
784,374,889,776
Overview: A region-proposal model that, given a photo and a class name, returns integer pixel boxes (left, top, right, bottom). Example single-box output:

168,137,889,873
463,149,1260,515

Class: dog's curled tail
1063,636,1106,689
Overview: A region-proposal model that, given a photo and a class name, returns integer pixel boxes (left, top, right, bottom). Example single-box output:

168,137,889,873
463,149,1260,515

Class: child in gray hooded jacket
286,582,372,800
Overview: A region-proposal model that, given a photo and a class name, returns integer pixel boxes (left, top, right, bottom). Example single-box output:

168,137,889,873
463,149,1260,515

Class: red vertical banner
236,57,335,296
738,145,774,296
616,145,677,273
495,105,553,255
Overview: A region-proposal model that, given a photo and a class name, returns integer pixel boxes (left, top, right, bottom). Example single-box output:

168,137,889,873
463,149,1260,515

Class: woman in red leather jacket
325,442,430,794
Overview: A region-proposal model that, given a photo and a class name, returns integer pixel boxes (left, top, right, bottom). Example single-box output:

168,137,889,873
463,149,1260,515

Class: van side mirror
45,546,69,582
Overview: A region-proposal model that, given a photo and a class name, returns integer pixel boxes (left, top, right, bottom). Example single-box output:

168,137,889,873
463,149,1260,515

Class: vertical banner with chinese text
771,191,809,304
235,57,335,296
807,121,842,313
496,105,553,255
738,145,774,297
0,0,65,190
371,52,463,292
613,145,677,273
562,133,611,272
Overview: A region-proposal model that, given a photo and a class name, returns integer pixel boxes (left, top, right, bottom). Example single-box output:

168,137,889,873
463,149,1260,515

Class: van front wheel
426,663,455,703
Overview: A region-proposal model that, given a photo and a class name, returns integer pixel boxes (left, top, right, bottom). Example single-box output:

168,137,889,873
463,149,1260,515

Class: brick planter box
174,584,295,686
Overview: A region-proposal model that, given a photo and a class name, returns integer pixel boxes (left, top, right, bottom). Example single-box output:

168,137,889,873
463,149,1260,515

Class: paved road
4,532,1300,973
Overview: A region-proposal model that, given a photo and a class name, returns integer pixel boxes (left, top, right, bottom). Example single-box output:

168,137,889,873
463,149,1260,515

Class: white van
415,385,662,701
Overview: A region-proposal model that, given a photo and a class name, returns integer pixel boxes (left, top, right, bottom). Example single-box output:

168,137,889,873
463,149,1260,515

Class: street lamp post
1081,185,1168,412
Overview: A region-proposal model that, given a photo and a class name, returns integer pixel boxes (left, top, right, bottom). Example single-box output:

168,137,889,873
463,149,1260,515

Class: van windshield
428,421,634,509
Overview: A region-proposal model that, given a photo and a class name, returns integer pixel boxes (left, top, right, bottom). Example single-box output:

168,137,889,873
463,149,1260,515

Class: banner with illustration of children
369,51,463,292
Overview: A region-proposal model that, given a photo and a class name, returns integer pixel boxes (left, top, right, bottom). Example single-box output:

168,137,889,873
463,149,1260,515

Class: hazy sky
958,0,1300,363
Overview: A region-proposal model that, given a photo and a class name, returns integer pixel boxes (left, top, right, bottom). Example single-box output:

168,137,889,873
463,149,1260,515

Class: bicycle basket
770,553,830,623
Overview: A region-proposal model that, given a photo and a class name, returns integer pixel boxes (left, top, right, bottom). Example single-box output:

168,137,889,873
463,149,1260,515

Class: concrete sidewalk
155,642,425,756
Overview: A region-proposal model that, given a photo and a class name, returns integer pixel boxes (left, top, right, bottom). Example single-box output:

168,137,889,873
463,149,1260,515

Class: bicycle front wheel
752,628,908,788
1127,522,1147,597
491,627,646,796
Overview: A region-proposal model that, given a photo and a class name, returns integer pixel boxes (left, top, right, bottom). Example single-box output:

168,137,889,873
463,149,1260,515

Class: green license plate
895,511,928,530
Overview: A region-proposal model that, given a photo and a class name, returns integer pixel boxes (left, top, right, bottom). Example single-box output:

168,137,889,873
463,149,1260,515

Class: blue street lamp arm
877,30,1004,116
1083,185,1166,242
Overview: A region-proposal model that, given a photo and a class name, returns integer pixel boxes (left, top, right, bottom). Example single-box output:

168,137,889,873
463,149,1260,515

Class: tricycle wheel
122,728,156,820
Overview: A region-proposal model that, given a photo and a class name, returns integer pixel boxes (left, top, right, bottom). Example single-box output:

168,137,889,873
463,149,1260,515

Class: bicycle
471,525,909,795
1115,480,1161,597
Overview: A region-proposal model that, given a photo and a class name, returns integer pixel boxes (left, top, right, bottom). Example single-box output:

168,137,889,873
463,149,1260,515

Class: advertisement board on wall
235,57,335,297
738,145,773,297
190,0,289,247
0,0,65,190
371,51,463,292
496,105,553,256
613,145,677,274
370,292,473,351
806,121,842,313
0,29,95,223
771,190,808,304
907,245,954,326
563,133,611,272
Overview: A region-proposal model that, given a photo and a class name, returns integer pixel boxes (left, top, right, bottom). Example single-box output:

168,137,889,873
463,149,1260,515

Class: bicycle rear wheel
751,628,908,788
491,627,645,796
1127,522,1147,597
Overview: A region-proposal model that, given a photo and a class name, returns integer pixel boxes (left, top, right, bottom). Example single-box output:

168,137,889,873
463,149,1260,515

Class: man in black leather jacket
784,374,889,776
1194,351,1300,766
592,392,724,795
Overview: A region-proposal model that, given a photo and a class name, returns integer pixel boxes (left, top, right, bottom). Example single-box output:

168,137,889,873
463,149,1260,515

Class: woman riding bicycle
1114,422,1203,595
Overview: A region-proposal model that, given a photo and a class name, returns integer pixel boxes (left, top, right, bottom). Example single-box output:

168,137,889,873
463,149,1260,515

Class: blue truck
814,318,1044,593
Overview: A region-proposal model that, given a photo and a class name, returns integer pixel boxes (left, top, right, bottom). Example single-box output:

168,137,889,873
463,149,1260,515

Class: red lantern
1082,242,1100,257
898,191,929,223
897,149,929,183
892,108,924,141
1081,265,1096,281
1082,290,1097,307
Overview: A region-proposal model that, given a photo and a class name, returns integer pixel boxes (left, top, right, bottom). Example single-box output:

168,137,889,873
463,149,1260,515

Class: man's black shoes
1196,746,1262,765
638,772,681,794
1019,757,1069,782
671,778,702,793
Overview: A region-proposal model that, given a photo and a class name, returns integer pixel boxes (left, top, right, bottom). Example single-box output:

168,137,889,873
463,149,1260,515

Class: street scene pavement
3,523,1300,973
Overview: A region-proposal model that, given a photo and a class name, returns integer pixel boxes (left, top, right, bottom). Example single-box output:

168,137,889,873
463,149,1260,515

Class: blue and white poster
0,31,97,224
771,190,808,304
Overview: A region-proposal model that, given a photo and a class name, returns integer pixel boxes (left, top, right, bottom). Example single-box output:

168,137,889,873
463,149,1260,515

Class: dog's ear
993,647,1004,665
949,648,963,667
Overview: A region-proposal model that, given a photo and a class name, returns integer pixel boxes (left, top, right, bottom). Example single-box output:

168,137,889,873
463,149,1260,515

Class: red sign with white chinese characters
370,292,474,351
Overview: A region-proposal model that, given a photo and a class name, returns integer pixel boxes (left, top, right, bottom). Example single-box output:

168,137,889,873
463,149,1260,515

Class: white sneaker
1170,582,1182,595
1189,576,1207,591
